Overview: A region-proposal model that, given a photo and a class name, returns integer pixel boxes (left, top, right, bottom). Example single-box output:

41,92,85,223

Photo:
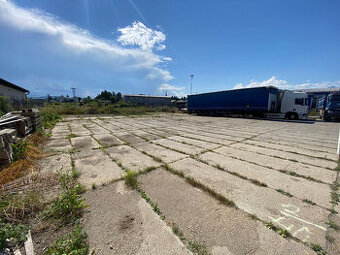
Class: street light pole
190,74,194,94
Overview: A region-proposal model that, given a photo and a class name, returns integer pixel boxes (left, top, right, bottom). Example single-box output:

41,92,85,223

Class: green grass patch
309,243,326,255
44,225,88,255
125,170,138,189
187,240,208,255
302,199,316,206
276,189,293,197
265,222,291,238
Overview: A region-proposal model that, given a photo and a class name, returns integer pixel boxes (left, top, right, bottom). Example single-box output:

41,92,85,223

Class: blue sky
0,0,339,97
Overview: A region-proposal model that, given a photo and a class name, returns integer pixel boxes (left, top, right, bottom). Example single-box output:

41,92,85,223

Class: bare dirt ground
43,114,340,254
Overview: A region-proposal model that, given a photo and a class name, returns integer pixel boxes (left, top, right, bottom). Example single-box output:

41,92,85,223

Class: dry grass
0,145,45,186
0,172,59,224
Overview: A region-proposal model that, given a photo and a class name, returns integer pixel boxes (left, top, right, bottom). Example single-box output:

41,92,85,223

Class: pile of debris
0,109,41,170
0,129,16,170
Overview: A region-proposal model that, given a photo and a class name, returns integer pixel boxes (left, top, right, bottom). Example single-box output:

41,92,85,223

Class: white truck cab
280,91,309,119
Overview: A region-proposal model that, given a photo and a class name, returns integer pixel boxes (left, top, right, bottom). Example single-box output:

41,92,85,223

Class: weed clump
45,170,86,224
187,240,208,255
0,219,28,251
309,243,326,255
45,225,88,255
125,170,138,188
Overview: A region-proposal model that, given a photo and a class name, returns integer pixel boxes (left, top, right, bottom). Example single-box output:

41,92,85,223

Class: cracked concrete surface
43,114,340,254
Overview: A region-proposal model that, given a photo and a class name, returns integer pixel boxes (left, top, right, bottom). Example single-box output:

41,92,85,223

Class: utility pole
71,87,76,107
190,74,194,94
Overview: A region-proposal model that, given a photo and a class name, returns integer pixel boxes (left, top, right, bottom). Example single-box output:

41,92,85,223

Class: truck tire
286,112,298,120
323,112,330,121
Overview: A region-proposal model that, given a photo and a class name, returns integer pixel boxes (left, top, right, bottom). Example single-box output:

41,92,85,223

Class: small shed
0,78,30,108
124,94,172,106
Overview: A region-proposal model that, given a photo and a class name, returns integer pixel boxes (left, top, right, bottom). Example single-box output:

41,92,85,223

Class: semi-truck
187,86,309,120
317,92,340,121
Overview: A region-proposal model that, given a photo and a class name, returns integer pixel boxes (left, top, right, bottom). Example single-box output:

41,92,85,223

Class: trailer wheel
322,112,330,121
286,112,298,120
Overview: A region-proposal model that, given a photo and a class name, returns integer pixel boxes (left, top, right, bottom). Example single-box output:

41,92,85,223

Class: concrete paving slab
133,142,188,163
168,135,221,150
115,132,146,144
132,130,161,141
93,134,124,147
254,135,336,153
232,143,337,169
74,151,124,188
199,151,332,208
83,181,189,255
153,138,204,155
215,146,335,184
45,138,72,152
39,153,72,174
106,145,161,171
245,140,339,162
139,169,314,255
175,132,234,146
71,136,100,150
169,158,330,246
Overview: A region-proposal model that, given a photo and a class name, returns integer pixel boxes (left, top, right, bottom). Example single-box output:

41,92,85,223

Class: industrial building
124,94,172,106
0,78,29,108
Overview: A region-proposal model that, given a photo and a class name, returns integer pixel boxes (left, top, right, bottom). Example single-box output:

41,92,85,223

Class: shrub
47,186,86,224
0,219,28,251
45,225,88,255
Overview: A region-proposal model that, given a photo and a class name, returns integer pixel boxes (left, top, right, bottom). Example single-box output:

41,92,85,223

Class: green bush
0,219,28,251
45,225,88,255
41,112,61,129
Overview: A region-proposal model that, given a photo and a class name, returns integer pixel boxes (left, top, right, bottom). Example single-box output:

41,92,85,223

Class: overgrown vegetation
40,112,61,129
40,102,177,116
44,225,89,255
44,170,87,224
0,219,28,252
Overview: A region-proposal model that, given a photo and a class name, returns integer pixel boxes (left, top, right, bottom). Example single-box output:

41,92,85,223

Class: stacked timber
22,108,41,131
0,129,16,170
0,113,32,136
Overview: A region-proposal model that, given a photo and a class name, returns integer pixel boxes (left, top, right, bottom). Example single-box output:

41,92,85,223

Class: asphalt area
44,114,340,254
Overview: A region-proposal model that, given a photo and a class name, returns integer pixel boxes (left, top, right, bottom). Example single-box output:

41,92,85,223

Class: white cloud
117,21,166,51
158,83,186,97
234,76,340,90
0,0,173,92
159,84,184,91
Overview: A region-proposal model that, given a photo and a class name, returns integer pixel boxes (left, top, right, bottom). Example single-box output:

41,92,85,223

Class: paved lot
46,114,340,254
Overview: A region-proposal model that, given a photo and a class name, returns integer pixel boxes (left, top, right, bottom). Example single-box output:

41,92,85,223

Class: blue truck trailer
188,86,309,120
317,92,340,121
